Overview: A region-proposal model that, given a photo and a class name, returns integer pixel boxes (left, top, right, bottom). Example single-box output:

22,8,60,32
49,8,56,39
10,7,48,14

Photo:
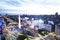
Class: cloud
45,0,60,5
0,0,60,15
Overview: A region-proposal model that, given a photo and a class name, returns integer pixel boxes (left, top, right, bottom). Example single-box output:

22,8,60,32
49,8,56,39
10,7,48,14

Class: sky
0,0,60,15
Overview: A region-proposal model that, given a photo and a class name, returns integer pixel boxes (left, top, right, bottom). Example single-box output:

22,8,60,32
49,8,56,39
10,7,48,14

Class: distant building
55,24,60,35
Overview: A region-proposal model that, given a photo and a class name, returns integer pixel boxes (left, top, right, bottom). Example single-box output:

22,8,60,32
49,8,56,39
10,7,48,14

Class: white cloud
33,0,45,3
0,0,60,15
